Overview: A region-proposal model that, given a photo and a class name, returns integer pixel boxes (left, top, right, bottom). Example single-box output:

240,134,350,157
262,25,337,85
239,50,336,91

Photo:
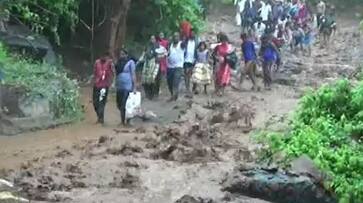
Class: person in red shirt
93,52,114,124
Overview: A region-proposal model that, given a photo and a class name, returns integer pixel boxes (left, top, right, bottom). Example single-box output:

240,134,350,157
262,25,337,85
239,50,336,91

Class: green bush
0,44,83,121
257,79,363,203
128,0,205,41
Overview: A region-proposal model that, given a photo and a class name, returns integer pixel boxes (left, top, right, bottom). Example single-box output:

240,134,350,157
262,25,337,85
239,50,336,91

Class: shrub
0,43,83,121
257,79,363,202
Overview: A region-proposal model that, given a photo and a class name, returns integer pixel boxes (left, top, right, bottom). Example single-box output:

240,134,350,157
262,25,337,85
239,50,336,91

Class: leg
184,63,193,93
172,68,182,100
247,62,257,90
153,70,161,98
239,62,245,86
92,87,101,122
167,68,174,97
98,88,109,123
117,90,130,125
262,62,272,89
204,85,208,94
266,62,273,89
192,83,198,94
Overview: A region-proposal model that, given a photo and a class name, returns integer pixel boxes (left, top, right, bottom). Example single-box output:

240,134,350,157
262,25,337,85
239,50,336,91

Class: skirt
192,63,212,85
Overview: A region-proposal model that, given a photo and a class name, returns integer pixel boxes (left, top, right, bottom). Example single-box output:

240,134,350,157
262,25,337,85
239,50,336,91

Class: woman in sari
214,33,234,96
142,35,167,100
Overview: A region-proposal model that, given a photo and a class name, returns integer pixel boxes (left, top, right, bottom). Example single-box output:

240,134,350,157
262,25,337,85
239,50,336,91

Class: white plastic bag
235,12,241,26
125,91,141,119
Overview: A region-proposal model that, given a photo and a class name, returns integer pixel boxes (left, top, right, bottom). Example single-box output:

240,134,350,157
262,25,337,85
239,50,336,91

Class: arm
93,62,98,84
107,62,115,87
130,61,137,92
270,42,280,55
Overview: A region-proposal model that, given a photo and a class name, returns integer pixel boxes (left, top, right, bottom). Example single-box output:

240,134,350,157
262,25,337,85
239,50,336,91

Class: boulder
222,167,337,203
19,95,51,118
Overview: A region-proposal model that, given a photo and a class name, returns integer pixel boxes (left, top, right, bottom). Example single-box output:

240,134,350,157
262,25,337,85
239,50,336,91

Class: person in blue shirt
240,33,258,91
115,49,137,126
259,34,280,90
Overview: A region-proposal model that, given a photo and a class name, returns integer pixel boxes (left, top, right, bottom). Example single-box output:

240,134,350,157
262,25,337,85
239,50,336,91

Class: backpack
225,51,238,70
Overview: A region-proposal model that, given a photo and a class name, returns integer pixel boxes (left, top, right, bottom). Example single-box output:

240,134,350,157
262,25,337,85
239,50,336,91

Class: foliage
257,79,363,202
128,0,205,41
1,0,80,44
0,44,83,121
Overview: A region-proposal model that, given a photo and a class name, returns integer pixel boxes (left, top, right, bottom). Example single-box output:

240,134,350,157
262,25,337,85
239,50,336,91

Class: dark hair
100,52,110,63
219,33,229,43
198,41,207,50
240,33,247,40
120,48,128,55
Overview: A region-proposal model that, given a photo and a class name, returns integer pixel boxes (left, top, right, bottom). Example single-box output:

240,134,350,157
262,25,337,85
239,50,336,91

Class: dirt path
0,5,362,203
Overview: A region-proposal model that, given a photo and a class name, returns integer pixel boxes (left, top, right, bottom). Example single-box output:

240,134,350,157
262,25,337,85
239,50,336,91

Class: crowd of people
92,0,337,126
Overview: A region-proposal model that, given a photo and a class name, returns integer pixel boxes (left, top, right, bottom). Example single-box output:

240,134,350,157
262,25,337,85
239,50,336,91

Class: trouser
262,61,273,88
167,68,182,100
316,13,322,27
116,89,130,124
184,62,194,92
93,87,109,123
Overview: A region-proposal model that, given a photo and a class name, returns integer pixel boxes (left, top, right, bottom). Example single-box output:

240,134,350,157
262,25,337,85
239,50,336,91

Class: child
303,24,314,56
192,41,211,94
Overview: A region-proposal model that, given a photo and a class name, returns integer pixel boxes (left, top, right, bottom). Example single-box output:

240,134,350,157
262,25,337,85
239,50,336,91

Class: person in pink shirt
157,32,169,76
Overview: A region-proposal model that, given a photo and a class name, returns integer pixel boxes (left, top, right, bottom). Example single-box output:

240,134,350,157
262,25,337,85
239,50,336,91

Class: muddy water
0,87,186,170
1,5,362,203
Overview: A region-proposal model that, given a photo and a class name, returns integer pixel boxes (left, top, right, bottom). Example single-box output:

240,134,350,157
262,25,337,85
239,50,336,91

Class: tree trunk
108,0,131,59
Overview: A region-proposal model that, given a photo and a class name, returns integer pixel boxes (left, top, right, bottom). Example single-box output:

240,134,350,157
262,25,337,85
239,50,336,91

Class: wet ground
1,4,362,203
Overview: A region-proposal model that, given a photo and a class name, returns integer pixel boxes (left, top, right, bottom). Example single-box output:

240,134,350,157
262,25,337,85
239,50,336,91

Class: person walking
167,32,185,101
192,41,212,94
240,33,258,91
316,0,326,27
92,52,114,124
115,49,137,126
259,34,279,90
214,33,234,96
184,31,198,95
142,35,167,100
157,32,169,76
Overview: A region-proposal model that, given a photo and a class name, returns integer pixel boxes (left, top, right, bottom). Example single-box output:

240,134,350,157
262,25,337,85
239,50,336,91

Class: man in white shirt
316,0,326,27
167,32,185,101
259,0,272,23
235,0,247,26
254,18,266,39
184,32,197,94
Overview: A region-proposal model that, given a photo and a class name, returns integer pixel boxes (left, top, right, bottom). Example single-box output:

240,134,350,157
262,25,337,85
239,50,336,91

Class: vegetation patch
0,43,83,121
256,79,363,203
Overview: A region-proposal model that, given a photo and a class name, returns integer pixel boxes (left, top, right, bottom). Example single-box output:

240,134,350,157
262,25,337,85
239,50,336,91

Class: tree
3,0,80,45
107,0,132,58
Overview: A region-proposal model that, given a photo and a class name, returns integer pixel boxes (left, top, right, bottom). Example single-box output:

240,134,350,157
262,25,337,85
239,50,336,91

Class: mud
0,3,362,203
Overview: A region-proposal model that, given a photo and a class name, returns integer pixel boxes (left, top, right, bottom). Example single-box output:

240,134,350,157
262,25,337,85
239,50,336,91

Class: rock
222,168,337,203
19,95,50,117
274,74,296,86
210,112,224,124
290,155,324,181
175,195,215,203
